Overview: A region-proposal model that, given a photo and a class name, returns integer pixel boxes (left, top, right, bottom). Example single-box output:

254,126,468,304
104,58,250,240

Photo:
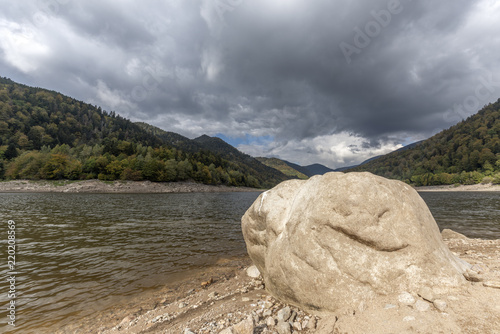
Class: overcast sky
1,0,500,168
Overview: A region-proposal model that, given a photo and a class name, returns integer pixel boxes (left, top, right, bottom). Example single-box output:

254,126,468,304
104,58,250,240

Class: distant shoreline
416,183,500,192
0,179,262,193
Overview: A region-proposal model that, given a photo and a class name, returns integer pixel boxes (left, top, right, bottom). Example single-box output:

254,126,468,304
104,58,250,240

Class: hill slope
0,77,287,188
257,158,334,178
349,101,500,185
136,123,289,186
256,157,308,179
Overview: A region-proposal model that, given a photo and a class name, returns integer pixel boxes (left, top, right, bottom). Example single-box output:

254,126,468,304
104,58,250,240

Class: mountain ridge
348,102,500,185
0,76,289,188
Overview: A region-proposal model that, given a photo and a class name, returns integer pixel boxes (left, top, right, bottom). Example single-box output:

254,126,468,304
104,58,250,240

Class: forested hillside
0,77,287,188
256,157,308,179
349,100,500,185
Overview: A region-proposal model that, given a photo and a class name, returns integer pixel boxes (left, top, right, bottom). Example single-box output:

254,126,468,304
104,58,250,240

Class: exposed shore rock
242,172,469,314
416,183,500,192
0,179,259,193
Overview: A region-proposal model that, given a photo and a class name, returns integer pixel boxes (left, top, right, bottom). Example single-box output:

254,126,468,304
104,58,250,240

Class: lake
0,190,498,333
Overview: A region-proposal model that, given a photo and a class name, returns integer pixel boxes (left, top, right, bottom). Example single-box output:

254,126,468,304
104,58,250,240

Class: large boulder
241,172,468,313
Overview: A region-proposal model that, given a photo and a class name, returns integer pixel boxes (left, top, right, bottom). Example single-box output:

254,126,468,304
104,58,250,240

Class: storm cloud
1,0,500,168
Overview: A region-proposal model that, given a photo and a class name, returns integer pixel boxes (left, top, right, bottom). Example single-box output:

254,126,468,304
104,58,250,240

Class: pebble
293,321,302,330
277,306,291,322
398,292,416,305
246,265,261,278
208,292,218,299
276,321,291,334
233,315,255,334
433,299,447,312
289,310,297,322
118,315,134,327
263,301,274,309
184,328,196,334
266,316,276,327
418,286,434,302
384,304,397,310
219,327,234,334
483,281,500,289
415,300,430,312
179,302,188,308
403,316,415,322
242,297,250,302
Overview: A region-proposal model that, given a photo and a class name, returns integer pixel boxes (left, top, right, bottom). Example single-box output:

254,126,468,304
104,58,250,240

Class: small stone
247,265,261,278
289,311,297,322
233,315,255,334
384,303,397,310
483,281,500,289
277,306,291,322
276,321,291,334
119,315,134,327
208,291,218,299
293,321,302,330
415,300,430,312
184,329,196,334
433,299,447,311
263,309,272,317
219,328,234,334
398,292,415,305
179,302,188,308
266,316,276,327
242,297,250,302
403,316,415,322
264,301,274,309
418,286,434,302
464,269,483,282
307,317,317,329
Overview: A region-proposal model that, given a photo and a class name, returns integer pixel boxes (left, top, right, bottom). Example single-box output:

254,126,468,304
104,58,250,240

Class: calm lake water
0,190,498,333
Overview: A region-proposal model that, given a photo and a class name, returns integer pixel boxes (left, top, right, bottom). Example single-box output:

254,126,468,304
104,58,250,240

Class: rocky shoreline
0,180,261,193
52,230,500,334
1,179,498,194
416,183,500,192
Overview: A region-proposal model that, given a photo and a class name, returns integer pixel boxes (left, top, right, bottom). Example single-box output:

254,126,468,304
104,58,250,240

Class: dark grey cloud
1,0,499,168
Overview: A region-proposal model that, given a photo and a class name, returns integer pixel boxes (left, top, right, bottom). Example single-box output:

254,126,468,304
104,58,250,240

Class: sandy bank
0,180,261,193
53,231,500,334
416,183,500,192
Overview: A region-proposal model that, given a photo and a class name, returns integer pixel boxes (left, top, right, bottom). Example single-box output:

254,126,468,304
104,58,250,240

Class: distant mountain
0,76,289,188
136,123,289,187
256,157,308,179
258,158,334,178
303,163,335,176
348,101,500,186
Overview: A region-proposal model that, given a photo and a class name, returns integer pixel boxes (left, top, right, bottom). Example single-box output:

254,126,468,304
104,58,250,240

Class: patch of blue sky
215,133,274,147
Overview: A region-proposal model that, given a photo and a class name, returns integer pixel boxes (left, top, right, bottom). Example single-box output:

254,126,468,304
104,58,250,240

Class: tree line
0,77,280,188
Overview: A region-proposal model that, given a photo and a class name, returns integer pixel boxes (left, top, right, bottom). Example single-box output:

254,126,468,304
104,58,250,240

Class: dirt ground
52,230,500,334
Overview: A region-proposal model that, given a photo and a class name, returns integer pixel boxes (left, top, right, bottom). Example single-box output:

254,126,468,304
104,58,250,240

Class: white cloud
238,132,403,169
0,19,50,72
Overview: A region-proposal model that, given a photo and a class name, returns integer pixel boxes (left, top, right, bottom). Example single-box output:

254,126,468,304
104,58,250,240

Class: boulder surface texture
241,172,467,313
